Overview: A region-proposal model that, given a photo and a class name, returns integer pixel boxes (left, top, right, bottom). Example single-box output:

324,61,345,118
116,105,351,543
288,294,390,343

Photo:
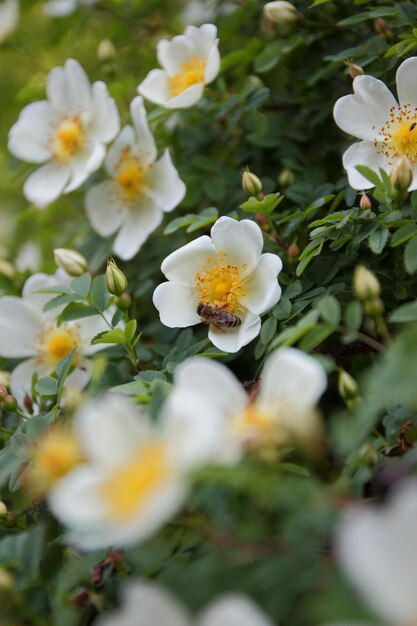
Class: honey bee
197,303,242,329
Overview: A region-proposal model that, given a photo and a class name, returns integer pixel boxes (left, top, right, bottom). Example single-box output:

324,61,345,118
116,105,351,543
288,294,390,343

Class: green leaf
318,295,341,326
35,376,58,397
91,328,126,345
70,273,91,298
344,301,363,331
43,292,80,313
186,207,218,233
390,300,417,323
404,235,417,274
299,324,336,351
260,317,277,346
354,165,382,188
56,348,78,389
390,224,417,247
0,525,45,580
57,302,98,324
368,228,389,254
240,193,283,216
125,319,137,343
90,275,109,312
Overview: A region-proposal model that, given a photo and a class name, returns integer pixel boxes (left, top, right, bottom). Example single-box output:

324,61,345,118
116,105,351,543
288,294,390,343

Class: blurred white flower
165,347,327,464
333,57,417,190
138,24,220,109
43,0,97,17
337,479,417,625
0,271,112,406
48,392,215,550
15,242,42,273
263,1,298,24
0,0,19,44
153,216,282,353
94,579,275,626
85,96,185,260
8,58,119,208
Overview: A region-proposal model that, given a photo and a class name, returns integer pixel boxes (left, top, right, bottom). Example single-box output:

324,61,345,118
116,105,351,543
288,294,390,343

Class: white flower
48,393,214,550
43,0,97,17
8,58,119,208
15,242,42,273
94,579,275,626
153,216,283,353
0,271,111,407
138,24,220,109
85,97,186,260
0,0,18,44
164,347,327,464
263,1,298,24
337,479,417,625
333,57,417,190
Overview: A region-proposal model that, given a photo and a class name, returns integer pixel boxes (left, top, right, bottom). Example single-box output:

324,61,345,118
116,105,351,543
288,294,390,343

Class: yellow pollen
376,105,417,163
115,147,146,204
233,404,276,440
27,427,83,495
37,324,80,368
101,443,169,521
194,251,250,314
168,57,206,98
51,116,85,162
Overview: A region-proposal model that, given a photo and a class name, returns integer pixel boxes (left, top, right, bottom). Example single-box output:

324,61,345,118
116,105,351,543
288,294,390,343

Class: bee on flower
8,58,119,208
153,216,283,353
138,24,220,109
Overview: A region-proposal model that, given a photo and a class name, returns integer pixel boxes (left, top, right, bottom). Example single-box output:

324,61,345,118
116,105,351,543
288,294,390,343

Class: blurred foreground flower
8,58,119,207
0,272,112,406
49,393,216,549
166,347,327,463
43,0,97,17
333,57,417,190
153,216,282,352
337,479,417,625
94,579,274,626
0,0,19,44
86,97,185,259
138,24,220,109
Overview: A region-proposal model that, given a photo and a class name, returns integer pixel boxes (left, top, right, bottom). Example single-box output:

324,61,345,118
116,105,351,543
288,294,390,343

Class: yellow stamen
168,57,205,98
101,443,169,520
232,404,276,442
194,251,249,314
115,147,146,205
376,105,417,163
37,324,80,368
51,115,85,162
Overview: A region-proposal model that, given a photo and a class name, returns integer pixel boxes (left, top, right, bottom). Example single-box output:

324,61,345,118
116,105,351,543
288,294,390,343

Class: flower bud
288,243,300,259
278,167,294,187
54,248,88,277
353,265,380,302
347,62,364,80
0,385,8,401
106,260,128,296
263,1,298,24
242,170,262,196
390,156,413,193
97,38,116,61
364,296,384,318
0,501,7,521
0,567,14,591
359,193,371,210
23,394,34,414
374,17,390,37
2,395,17,412
338,369,359,402
0,259,15,280
0,372,10,389
115,293,132,311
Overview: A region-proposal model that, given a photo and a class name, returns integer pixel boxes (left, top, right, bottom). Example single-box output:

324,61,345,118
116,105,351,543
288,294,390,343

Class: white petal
259,348,327,415
24,162,70,208
89,81,120,143
153,282,200,327
204,44,221,84
138,69,170,107
145,150,186,211
157,35,194,75
85,181,125,237
165,83,205,109
66,366,91,390
409,162,417,192
333,74,397,141
198,595,275,626
47,59,91,114
10,358,38,408
95,581,192,626
64,143,105,193
22,271,69,312
160,235,216,284
396,57,417,108
337,479,417,626
104,125,136,175
0,297,41,357
342,140,389,190
112,200,163,260
43,0,77,16
184,24,218,57
211,217,264,273
0,0,19,43
8,101,53,163
77,313,112,354
208,312,261,353
130,96,157,164
239,253,282,315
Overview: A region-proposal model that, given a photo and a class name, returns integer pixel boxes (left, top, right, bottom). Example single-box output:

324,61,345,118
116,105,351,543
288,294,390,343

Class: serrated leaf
56,348,78,389
35,376,58,397
125,319,137,343
57,302,98,324
318,295,341,326
71,273,91,297
90,275,109,312
43,292,80,313
404,235,417,274
91,328,126,345
240,193,283,215
260,317,277,345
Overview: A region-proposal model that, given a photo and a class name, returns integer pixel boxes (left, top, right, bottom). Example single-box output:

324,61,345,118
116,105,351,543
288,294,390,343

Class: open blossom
0,0,19,44
8,58,119,208
138,24,220,109
0,271,112,407
94,580,274,626
43,0,97,16
153,217,283,353
48,393,217,550
333,57,417,190
164,348,327,464
85,97,185,260
336,479,417,626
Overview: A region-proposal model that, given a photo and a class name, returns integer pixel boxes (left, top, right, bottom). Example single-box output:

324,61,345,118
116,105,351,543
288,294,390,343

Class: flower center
101,442,169,521
232,404,276,443
194,252,249,314
37,324,80,368
50,115,86,162
376,105,417,163
168,57,206,98
115,147,147,205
